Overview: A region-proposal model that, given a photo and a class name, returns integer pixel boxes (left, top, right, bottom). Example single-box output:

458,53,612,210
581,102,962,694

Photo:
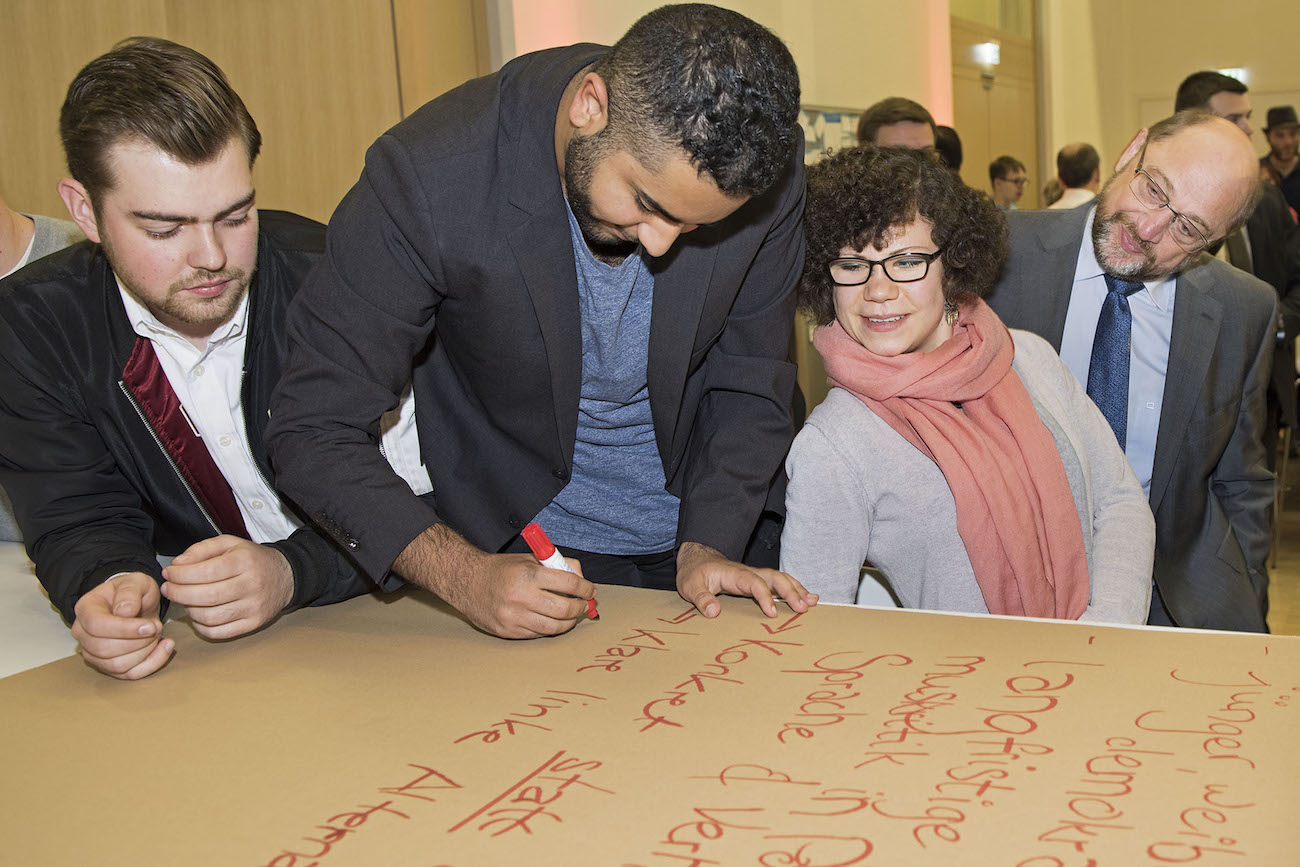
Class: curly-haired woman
782,146,1153,623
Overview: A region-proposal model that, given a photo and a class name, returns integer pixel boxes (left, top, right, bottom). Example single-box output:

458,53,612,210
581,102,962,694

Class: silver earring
944,300,959,326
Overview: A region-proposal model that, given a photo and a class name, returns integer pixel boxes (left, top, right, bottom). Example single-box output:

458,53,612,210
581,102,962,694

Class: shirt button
193,364,205,377
251,499,264,510
218,435,232,448
1145,402,1155,410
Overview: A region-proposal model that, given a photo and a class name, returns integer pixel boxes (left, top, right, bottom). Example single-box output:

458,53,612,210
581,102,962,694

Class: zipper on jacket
118,380,222,536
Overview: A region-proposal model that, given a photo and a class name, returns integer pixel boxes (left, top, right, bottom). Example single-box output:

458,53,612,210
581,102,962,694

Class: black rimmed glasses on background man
1128,143,1211,253
829,250,944,286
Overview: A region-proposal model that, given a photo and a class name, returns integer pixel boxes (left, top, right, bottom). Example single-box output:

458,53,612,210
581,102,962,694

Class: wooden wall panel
165,0,404,223
1,0,166,218
392,0,490,117
4,0,431,225
950,15,1041,207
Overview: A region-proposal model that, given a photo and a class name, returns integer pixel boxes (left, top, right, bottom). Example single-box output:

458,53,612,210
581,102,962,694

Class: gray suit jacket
987,205,1275,632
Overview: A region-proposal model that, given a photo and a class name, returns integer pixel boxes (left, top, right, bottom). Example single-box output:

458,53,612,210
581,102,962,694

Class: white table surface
0,542,77,678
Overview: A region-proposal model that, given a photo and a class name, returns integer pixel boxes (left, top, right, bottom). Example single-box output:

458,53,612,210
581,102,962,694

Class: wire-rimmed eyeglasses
1128,143,1211,253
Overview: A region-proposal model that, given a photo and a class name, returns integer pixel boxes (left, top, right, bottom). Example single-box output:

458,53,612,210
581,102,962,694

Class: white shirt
1047,187,1097,210
119,283,431,544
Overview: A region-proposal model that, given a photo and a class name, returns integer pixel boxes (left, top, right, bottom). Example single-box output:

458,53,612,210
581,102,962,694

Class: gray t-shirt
531,204,680,554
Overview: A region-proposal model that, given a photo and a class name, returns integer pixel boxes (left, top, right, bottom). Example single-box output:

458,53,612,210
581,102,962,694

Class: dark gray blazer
267,44,804,584
987,205,1276,632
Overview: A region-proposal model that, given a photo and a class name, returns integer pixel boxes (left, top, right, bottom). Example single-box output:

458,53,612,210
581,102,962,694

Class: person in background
987,111,1274,632
0,37,428,679
856,97,936,150
934,124,963,175
782,146,1153,622
267,4,816,640
989,155,1028,211
1049,143,1100,210
1261,105,1299,215
1175,72,1300,468
0,192,84,541
1042,178,1064,207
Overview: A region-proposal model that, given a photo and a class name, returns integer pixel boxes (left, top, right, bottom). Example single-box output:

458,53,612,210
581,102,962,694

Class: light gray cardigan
781,329,1154,624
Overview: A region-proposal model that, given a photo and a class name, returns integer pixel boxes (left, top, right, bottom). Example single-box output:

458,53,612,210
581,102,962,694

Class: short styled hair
1174,70,1247,112
988,155,1026,184
1057,143,1100,188
594,3,800,197
856,97,937,145
60,36,261,204
934,125,963,171
799,146,1008,326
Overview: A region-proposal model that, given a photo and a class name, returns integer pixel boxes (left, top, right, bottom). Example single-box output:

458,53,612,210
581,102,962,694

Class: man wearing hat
1262,105,1300,214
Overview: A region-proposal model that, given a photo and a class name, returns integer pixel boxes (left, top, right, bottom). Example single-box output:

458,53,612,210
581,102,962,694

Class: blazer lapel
1149,262,1221,513
507,204,582,465
646,239,719,462
505,83,583,465
1030,208,1092,349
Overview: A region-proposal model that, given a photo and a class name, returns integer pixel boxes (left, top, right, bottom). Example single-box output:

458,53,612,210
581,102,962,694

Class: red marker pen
522,522,599,619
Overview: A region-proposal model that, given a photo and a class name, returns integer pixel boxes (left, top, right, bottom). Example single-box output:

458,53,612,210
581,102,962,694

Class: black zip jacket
0,210,372,624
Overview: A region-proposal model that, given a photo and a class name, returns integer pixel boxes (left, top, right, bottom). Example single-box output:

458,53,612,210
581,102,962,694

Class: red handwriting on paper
1134,670,1271,770
453,688,607,744
636,617,807,732
854,654,972,768
1033,735,1172,855
757,834,873,865
262,764,461,866
776,652,910,744
576,625,701,674
1145,783,1256,862
448,750,612,838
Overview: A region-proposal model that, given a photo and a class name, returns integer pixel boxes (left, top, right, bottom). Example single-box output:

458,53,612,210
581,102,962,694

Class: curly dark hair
594,4,800,197
799,146,1009,326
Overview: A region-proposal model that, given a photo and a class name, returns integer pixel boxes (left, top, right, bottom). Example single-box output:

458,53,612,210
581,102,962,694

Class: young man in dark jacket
0,38,427,679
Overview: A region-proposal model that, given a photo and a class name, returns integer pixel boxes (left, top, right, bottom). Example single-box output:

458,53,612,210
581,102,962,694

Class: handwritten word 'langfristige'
263,763,461,866
454,688,607,744
448,750,613,838
636,613,807,731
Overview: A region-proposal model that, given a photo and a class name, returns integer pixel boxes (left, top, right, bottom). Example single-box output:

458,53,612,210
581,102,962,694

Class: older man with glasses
987,110,1275,633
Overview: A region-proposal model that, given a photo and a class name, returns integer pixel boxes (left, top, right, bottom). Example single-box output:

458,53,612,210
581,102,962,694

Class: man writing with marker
269,4,816,638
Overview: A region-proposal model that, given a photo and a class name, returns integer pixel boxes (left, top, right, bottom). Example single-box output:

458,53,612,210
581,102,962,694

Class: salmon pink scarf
814,299,1089,619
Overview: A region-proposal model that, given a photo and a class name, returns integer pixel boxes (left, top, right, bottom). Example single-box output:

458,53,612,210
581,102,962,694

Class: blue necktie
1087,274,1144,450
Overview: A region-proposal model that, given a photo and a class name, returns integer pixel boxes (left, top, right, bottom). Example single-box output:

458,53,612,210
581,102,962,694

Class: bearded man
987,110,1274,632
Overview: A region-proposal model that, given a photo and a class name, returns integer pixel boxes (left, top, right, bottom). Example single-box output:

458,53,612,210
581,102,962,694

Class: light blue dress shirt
1058,209,1174,496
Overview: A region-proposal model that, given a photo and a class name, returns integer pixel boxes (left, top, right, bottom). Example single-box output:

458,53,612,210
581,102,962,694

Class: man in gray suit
987,111,1274,632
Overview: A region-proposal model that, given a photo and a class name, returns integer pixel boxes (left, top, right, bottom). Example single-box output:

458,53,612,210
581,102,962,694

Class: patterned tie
1087,274,1145,450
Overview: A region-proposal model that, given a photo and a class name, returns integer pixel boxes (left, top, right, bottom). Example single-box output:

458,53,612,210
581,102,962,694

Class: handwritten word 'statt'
449,750,613,838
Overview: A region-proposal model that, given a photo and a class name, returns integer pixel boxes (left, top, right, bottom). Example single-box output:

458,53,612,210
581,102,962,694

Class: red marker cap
522,522,556,560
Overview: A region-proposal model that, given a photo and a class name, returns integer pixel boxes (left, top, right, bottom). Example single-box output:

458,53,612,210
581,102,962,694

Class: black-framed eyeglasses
829,250,943,286
1128,143,1211,253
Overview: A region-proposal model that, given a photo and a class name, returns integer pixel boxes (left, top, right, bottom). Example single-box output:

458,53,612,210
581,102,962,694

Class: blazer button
552,467,568,480
508,514,522,529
